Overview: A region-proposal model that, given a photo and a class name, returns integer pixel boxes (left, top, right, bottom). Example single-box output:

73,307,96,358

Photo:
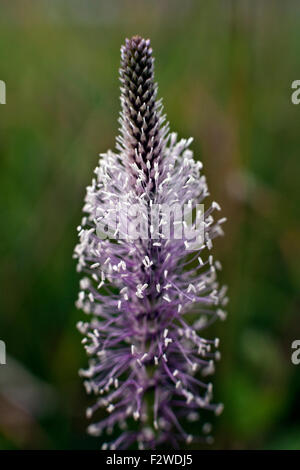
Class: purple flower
74,36,227,450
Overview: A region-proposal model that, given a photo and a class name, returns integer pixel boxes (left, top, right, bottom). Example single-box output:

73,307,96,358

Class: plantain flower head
74,35,227,450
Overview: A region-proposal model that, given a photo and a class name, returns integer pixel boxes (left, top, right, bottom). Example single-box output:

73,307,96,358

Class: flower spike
74,36,227,450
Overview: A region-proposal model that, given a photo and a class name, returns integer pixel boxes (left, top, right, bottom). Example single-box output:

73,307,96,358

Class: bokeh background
1,0,300,450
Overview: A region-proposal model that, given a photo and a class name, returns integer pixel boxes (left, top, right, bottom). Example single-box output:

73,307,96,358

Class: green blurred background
1,0,300,449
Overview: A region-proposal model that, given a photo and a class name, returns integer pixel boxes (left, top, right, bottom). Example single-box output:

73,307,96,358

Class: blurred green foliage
0,0,300,449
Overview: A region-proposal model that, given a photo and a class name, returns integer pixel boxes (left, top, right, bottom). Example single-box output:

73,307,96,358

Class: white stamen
212,201,221,211
215,403,224,416
90,263,99,269
107,404,115,413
